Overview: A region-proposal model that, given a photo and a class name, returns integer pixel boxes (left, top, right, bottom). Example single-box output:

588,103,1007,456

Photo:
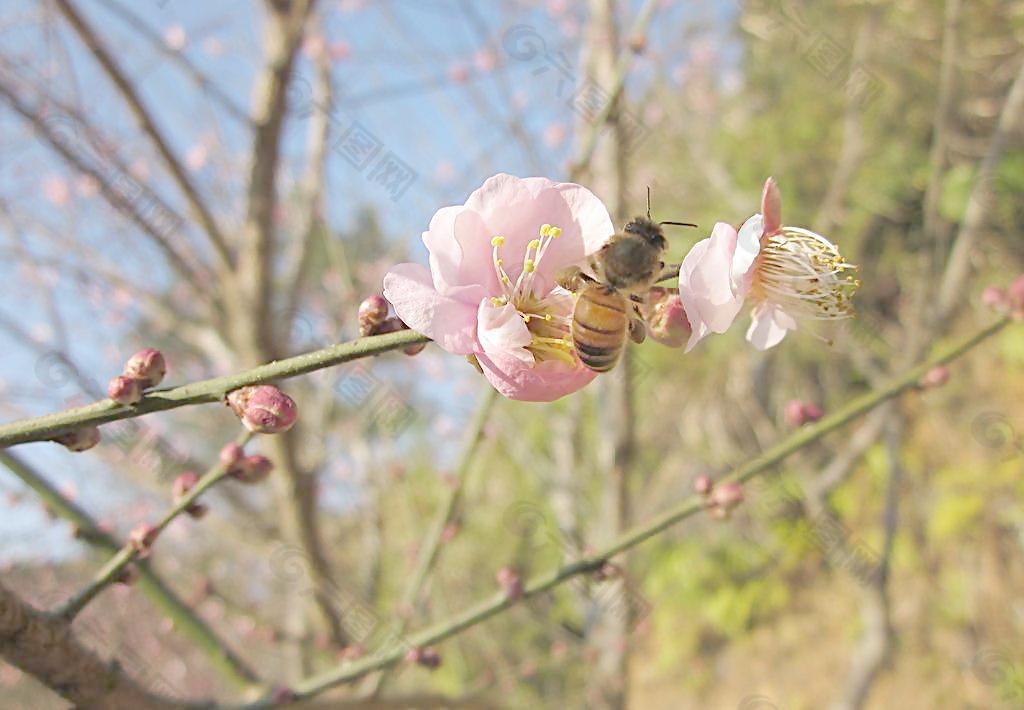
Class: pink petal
678,223,745,334
477,300,533,363
761,177,782,235
732,214,762,294
745,302,796,350
422,205,465,293
458,174,613,295
382,263,482,355
477,351,597,402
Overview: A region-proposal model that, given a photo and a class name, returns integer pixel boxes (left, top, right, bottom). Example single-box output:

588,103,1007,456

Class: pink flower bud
270,687,294,704
172,472,200,500
982,286,1008,311
375,317,426,356
54,426,101,452
115,564,140,586
129,523,159,557
693,474,713,496
358,295,390,337
231,454,273,484
761,176,782,236
172,472,208,518
784,400,823,427
226,385,298,434
123,348,166,388
496,566,524,599
219,442,244,469
708,481,744,519
406,646,442,669
647,294,691,348
920,365,950,388
107,375,143,405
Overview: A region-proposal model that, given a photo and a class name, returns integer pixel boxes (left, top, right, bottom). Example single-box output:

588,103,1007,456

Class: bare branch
53,0,235,269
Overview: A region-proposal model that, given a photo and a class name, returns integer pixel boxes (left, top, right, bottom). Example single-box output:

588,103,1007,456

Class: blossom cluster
383,173,860,402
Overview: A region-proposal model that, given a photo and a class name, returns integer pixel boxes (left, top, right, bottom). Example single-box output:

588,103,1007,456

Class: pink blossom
383,173,613,401
677,177,859,350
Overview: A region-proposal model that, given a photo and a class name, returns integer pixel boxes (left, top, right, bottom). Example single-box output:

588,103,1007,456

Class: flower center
750,226,859,320
490,224,576,366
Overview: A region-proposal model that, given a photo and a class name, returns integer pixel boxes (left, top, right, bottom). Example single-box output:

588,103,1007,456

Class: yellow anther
544,313,552,321
540,224,551,236
502,275,511,285
496,258,504,267
549,226,562,238
490,296,508,306
524,259,536,273
491,235,505,247
527,239,541,251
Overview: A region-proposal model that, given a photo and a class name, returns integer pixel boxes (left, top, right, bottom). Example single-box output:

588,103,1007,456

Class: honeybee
559,194,695,372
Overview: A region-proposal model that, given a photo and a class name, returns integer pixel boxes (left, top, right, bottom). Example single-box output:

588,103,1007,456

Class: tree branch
0,328,429,448
56,431,254,621
254,316,1011,707
53,0,234,269
0,580,189,709
0,449,260,689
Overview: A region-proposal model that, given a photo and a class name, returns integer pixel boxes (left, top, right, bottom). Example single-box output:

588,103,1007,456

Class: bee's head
623,216,667,249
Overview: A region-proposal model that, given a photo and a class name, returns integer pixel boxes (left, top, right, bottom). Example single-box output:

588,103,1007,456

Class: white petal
745,303,794,350
732,213,763,295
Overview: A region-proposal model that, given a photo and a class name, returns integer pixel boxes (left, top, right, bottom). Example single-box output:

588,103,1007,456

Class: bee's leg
628,308,647,344
555,265,587,292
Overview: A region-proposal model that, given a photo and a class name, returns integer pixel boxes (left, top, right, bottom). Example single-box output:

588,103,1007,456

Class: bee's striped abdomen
572,285,628,372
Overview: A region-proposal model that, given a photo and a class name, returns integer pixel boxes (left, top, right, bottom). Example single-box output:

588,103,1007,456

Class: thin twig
365,386,499,697
0,449,260,689
55,431,254,620
0,328,429,448
245,316,1011,707
54,0,234,269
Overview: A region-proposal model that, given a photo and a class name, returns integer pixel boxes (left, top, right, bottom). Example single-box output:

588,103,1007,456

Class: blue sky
0,0,740,562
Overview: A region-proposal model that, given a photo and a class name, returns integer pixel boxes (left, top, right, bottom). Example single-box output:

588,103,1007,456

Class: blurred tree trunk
582,1,633,708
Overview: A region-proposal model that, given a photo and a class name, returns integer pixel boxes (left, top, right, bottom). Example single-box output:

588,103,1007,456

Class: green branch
366,386,499,697
257,316,1009,706
0,329,429,448
0,449,260,689
56,431,254,621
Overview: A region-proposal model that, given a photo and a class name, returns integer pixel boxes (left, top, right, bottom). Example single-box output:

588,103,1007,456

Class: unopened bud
708,481,744,519
123,348,166,388
920,365,950,388
784,400,823,427
107,375,143,405
270,687,294,704
115,564,140,586
376,317,427,356
406,646,442,669
643,289,691,348
693,474,713,496
129,523,159,557
982,286,1008,311
219,442,244,469
226,385,298,434
593,561,621,582
496,566,524,599
54,426,101,452
172,472,208,518
358,295,390,337
231,454,273,484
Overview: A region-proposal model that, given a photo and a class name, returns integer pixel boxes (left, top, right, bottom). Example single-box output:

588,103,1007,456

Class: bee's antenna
646,186,652,219
659,220,699,229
